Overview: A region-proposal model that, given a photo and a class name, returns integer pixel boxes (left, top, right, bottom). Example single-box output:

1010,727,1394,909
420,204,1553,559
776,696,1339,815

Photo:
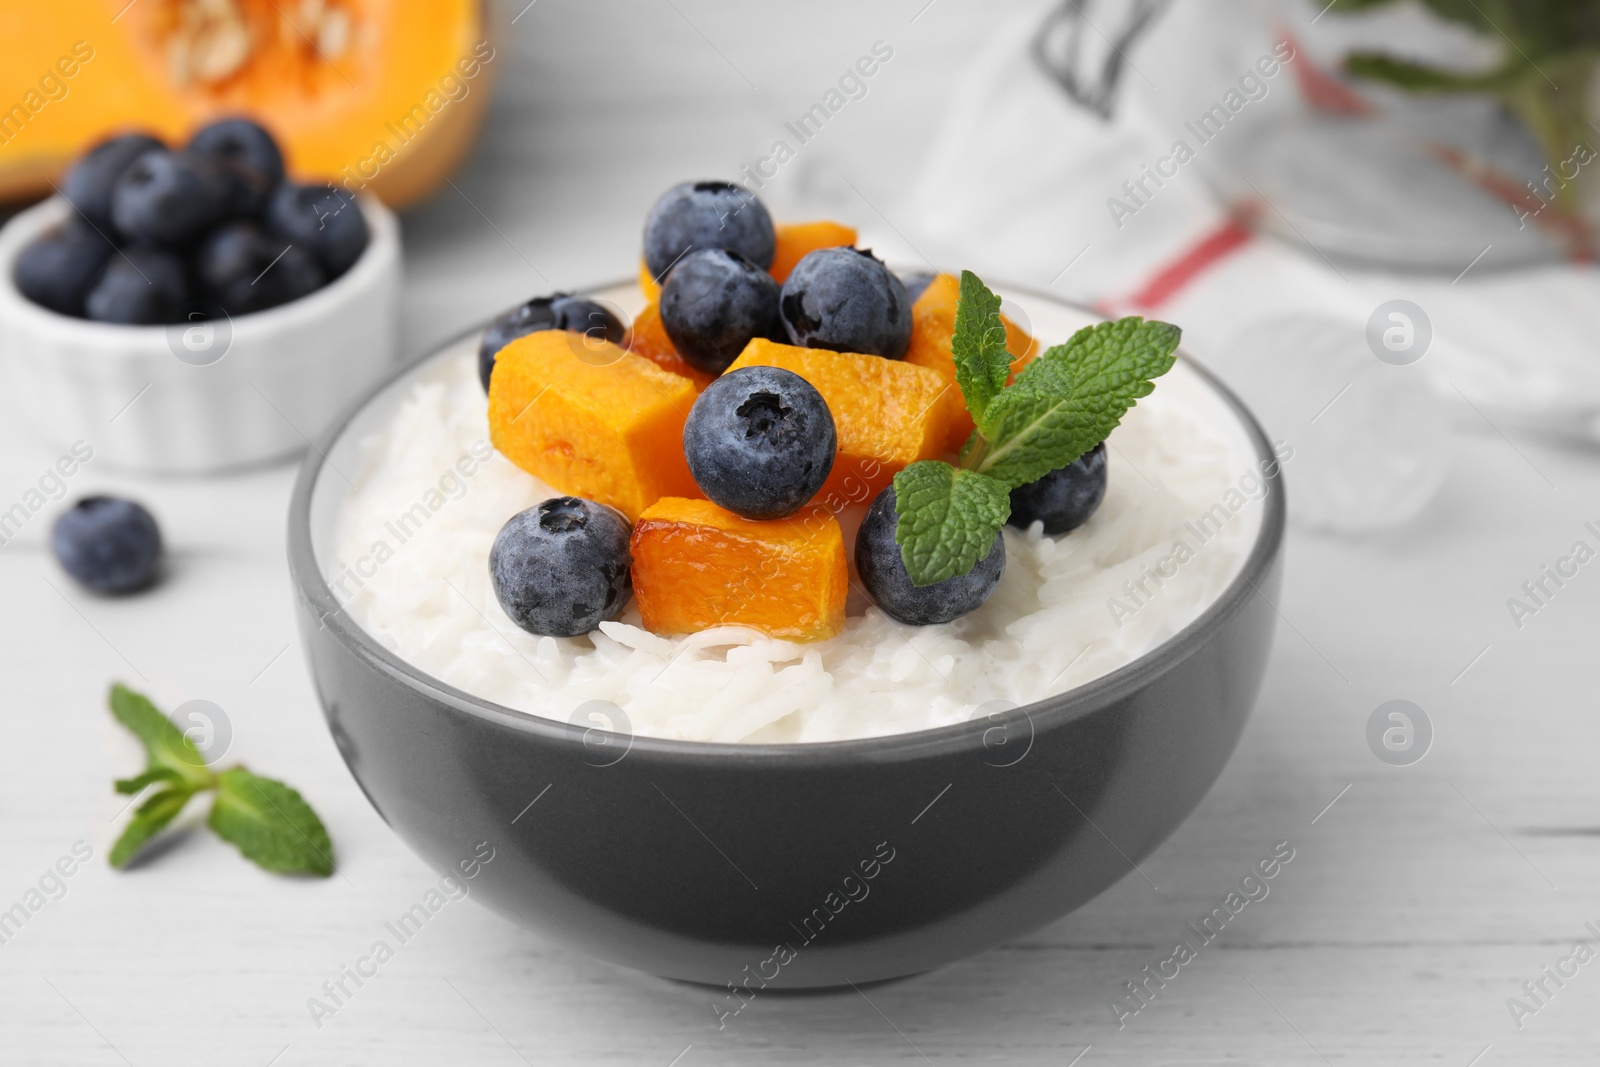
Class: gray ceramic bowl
287,282,1285,989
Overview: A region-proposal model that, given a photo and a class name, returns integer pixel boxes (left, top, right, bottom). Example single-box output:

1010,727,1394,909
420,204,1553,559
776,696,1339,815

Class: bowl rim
0,193,398,346
286,280,1286,765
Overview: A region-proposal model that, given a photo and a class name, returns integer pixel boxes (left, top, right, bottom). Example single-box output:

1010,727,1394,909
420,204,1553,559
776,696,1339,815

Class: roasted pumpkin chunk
639,258,661,302
769,221,859,283
726,339,954,505
626,302,714,390
905,273,1039,450
488,331,699,521
632,498,847,641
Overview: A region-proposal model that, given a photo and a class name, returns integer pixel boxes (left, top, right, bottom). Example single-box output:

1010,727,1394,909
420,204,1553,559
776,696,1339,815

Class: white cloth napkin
902,0,1600,444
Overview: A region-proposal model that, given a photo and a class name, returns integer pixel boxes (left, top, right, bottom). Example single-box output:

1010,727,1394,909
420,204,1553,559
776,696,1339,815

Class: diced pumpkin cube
632,497,847,641
904,273,1039,450
639,258,660,302
625,302,714,391
727,339,954,505
488,331,700,521
769,220,859,283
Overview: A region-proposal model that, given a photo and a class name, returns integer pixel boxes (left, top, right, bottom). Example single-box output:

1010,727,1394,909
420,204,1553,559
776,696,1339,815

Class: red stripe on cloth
1120,218,1254,313
1280,28,1373,116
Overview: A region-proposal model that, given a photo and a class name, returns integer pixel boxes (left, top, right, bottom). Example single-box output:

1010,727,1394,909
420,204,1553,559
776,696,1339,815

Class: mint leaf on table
105,685,334,877
891,272,1180,588
208,768,335,877
109,788,197,868
967,317,1180,490
109,683,214,791
892,460,1012,587
950,269,1012,423
113,766,184,795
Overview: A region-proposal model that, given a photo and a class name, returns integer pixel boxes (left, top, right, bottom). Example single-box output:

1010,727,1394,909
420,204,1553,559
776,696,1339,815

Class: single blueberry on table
266,182,370,278
51,496,163,594
899,271,937,305
659,248,785,375
187,117,287,187
60,132,165,233
1007,442,1108,535
109,149,228,246
84,247,189,324
856,486,1005,626
477,294,627,392
13,223,113,317
642,180,775,280
683,366,837,519
196,222,325,315
490,497,633,637
780,247,912,360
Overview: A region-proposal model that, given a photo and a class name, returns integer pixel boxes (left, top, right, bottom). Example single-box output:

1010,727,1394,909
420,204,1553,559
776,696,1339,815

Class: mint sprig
892,271,1180,587
951,269,1011,421
106,684,334,877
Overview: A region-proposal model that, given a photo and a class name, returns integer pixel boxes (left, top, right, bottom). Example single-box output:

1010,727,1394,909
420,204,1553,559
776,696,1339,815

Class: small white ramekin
0,195,400,475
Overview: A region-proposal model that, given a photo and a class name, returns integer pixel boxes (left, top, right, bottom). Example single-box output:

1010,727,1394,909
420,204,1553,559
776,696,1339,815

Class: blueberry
642,180,774,280
856,486,1005,626
900,271,937,304
659,249,785,374
196,222,325,314
210,160,277,219
489,497,633,637
683,366,836,519
61,132,165,232
477,294,626,391
85,247,189,324
1007,442,1108,535
780,247,912,360
14,223,113,317
51,496,163,594
266,182,369,278
187,117,286,187
110,149,228,246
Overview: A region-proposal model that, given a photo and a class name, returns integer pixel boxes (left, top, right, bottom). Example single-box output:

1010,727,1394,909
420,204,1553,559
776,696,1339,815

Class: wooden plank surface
3,2,1597,1063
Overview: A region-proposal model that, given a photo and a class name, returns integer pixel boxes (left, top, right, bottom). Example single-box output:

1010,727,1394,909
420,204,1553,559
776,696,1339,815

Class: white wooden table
4,2,1597,1063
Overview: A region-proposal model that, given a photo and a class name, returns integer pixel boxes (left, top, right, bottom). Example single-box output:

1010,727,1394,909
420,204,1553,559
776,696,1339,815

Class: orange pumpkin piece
727,339,955,506
631,498,847,641
625,303,714,390
639,258,661,303
487,331,699,521
904,273,1039,450
769,221,859,283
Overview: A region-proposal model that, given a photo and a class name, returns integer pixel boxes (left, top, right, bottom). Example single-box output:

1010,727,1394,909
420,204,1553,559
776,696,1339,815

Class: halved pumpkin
0,0,491,206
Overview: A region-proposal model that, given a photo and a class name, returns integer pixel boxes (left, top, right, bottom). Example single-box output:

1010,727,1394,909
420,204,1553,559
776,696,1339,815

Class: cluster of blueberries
15,118,368,324
479,180,1108,633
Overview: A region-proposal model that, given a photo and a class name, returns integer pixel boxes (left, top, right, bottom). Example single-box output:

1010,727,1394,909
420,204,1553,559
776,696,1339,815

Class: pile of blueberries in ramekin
14,117,368,325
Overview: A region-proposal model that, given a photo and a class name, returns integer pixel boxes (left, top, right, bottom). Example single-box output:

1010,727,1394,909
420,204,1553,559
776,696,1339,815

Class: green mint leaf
208,767,335,877
950,270,1011,425
108,684,214,791
970,317,1179,489
109,787,197,868
893,460,1011,587
1343,51,1521,92
114,767,184,795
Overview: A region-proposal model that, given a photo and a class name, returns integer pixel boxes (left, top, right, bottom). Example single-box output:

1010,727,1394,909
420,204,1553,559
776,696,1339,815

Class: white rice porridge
327,338,1274,743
